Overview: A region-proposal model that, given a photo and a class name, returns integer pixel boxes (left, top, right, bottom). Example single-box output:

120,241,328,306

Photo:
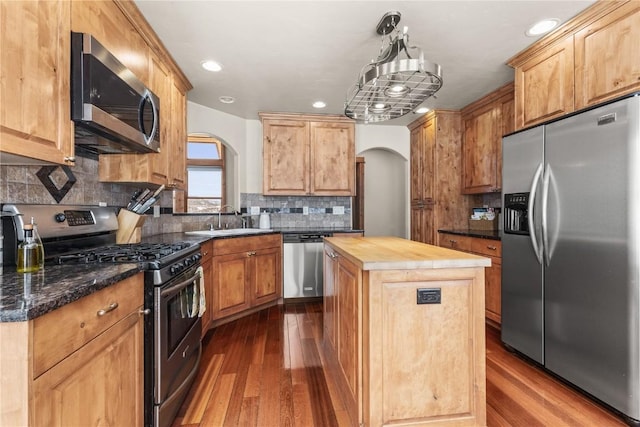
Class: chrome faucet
218,205,236,229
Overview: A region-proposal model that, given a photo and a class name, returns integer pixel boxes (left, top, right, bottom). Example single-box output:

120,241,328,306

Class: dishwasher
283,232,333,299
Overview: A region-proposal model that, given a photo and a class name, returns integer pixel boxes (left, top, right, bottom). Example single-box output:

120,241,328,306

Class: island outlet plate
417,288,441,304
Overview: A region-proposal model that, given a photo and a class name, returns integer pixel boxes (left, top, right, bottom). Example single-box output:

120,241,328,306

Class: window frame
185,135,226,213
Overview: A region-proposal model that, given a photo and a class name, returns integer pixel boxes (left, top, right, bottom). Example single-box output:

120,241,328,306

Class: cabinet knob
449,239,457,244
487,245,497,251
64,156,76,163
247,251,256,257
139,308,151,316
97,302,119,317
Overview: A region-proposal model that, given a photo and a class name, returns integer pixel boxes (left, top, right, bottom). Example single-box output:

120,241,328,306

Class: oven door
154,266,202,426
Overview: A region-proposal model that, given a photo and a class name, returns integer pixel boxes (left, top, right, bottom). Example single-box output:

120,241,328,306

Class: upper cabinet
509,1,639,130
260,113,355,196
0,1,74,165
408,110,472,245
461,82,514,194
0,0,191,177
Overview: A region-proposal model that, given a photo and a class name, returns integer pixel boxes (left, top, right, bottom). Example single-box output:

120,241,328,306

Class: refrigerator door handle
542,164,551,266
528,162,544,264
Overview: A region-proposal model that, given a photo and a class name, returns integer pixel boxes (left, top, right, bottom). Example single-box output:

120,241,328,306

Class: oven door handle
160,270,201,298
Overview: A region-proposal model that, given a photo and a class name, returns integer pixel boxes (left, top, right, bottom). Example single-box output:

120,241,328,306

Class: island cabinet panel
366,270,484,426
323,237,488,427
0,0,74,165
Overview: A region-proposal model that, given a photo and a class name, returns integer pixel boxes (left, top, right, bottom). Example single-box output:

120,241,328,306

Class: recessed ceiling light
313,101,326,109
526,19,560,37
201,60,222,72
219,96,235,104
415,107,430,114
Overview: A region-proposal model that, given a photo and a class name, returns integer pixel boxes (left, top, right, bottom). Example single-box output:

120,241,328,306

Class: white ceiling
135,0,594,126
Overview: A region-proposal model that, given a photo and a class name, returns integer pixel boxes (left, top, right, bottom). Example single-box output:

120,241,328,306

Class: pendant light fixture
344,11,443,123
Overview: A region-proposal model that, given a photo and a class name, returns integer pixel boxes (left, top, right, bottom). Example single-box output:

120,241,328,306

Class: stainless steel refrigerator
502,94,640,423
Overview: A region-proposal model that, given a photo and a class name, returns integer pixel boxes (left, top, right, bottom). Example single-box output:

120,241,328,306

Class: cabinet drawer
213,233,282,255
439,234,472,252
470,238,502,257
33,273,143,378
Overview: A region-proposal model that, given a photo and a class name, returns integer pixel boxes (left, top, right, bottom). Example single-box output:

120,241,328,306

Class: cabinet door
251,246,281,306
309,121,355,195
410,204,434,245
148,53,171,184
514,35,574,129
462,104,500,194
485,256,502,324
169,78,187,189
212,252,251,319
32,311,143,426
410,121,434,203
0,0,74,165
262,119,310,195
574,2,640,109
337,255,360,401
410,126,424,204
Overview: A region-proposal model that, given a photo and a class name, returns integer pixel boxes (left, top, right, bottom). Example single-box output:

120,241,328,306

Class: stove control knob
170,264,183,275
193,253,202,263
184,257,194,267
54,213,66,223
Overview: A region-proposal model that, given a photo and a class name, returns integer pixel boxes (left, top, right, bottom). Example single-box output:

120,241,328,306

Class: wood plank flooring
171,302,627,427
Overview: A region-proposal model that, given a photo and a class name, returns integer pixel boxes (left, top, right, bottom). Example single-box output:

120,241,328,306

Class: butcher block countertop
324,236,491,271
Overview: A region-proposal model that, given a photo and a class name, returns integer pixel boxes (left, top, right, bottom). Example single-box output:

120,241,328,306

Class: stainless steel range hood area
71,32,161,155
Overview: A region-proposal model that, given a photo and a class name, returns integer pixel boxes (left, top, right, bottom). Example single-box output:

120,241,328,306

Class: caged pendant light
344,11,443,123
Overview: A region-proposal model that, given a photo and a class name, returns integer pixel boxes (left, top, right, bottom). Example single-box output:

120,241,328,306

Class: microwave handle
140,90,159,146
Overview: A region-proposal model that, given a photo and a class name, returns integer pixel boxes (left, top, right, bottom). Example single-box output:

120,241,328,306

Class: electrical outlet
303,206,309,215
250,206,260,215
153,205,160,218
417,288,441,304
333,205,344,215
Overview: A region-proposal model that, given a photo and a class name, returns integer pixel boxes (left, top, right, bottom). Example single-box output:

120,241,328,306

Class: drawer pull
449,239,457,244
487,245,497,251
97,302,119,317
247,251,256,257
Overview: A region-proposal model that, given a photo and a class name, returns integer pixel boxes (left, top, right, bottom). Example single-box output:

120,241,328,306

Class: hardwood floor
172,302,627,427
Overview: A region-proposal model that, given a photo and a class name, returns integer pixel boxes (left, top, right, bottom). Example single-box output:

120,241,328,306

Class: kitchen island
323,236,490,427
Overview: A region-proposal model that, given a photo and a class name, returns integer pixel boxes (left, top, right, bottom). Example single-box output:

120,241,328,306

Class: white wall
187,102,411,232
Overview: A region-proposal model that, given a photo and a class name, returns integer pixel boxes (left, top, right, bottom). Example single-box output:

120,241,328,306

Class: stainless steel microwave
71,31,160,154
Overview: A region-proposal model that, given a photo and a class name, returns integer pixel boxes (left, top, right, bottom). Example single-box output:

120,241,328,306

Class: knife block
116,209,146,244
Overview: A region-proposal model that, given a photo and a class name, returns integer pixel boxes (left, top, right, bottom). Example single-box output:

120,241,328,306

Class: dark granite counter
0,263,141,322
438,229,502,241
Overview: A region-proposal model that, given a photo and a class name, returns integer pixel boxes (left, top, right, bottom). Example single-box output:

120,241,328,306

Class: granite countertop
0,263,141,322
438,229,502,241
325,236,491,271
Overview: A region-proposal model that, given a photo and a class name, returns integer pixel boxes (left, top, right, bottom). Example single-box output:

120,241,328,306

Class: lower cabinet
439,233,502,325
209,234,282,323
0,273,145,427
323,239,487,427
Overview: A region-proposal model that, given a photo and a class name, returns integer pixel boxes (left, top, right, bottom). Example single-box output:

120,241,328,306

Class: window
185,135,225,213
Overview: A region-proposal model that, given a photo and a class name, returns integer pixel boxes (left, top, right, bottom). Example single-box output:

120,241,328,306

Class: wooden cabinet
0,273,144,426
461,82,514,194
408,110,472,245
323,237,487,427
509,1,638,129
260,113,355,196
210,234,282,323
200,239,214,337
0,0,74,165
439,232,502,325
574,1,640,109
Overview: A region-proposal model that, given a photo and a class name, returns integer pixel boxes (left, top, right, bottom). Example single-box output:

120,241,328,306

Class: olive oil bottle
17,224,42,273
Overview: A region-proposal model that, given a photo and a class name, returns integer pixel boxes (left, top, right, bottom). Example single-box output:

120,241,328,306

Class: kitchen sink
185,228,273,237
